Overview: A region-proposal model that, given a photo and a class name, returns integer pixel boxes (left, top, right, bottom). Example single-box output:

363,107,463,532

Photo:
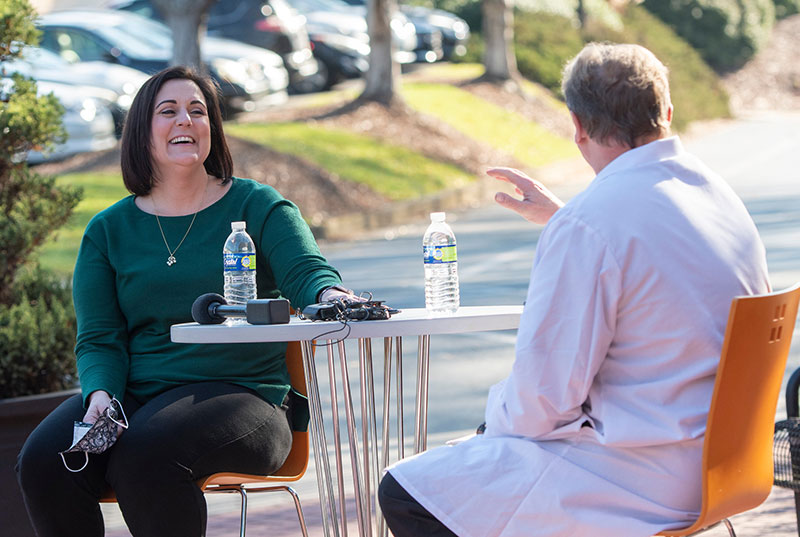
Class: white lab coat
388,137,771,537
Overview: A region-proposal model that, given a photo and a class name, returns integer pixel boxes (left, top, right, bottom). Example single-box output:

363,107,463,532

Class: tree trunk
151,0,215,70
576,0,586,28
482,0,518,81
359,0,401,105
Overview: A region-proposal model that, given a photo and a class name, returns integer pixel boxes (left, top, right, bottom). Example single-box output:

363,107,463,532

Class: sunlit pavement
101,111,800,536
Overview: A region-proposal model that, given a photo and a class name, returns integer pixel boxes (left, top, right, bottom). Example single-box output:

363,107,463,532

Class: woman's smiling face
149,78,211,174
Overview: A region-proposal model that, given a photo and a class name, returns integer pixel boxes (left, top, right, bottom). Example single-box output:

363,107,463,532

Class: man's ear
570,111,587,144
666,104,673,125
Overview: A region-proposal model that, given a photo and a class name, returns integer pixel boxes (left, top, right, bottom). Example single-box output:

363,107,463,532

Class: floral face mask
59,397,128,472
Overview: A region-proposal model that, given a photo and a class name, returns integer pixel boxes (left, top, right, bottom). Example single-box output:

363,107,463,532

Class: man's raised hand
488,167,564,225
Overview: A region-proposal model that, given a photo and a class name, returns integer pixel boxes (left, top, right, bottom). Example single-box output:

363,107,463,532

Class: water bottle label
224,253,256,272
423,244,457,264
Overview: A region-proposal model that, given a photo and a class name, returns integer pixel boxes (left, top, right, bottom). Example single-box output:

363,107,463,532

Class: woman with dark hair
16,66,356,537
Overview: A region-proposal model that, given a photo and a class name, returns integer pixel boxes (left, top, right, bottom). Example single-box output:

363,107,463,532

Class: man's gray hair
562,42,672,148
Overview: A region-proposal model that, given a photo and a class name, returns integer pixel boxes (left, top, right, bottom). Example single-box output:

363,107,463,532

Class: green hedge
774,0,800,18
642,0,774,72
584,4,731,131
449,0,730,130
513,10,585,94
0,268,77,398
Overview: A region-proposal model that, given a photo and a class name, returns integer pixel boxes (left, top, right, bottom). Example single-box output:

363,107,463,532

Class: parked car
1,77,118,164
308,32,370,89
399,5,469,60
111,0,319,94
1,45,148,136
287,0,417,65
202,36,290,109
407,18,444,63
339,0,469,61
37,9,288,117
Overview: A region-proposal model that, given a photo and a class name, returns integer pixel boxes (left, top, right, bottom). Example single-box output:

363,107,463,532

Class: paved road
103,111,800,536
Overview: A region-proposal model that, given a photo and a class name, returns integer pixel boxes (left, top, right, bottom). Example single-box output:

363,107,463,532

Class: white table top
171,305,523,344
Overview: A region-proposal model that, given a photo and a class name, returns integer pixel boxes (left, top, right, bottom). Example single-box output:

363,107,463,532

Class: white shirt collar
594,136,684,183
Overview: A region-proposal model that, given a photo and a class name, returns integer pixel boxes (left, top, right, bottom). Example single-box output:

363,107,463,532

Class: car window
41,28,108,63
209,0,252,24
210,0,237,17
92,20,171,57
124,3,160,21
288,0,351,13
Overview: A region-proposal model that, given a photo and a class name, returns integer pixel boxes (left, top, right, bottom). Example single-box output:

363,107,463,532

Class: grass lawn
401,82,577,168
225,122,474,200
35,73,573,275
37,172,127,274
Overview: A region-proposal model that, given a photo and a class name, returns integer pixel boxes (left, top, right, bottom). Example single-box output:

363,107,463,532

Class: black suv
112,0,320,93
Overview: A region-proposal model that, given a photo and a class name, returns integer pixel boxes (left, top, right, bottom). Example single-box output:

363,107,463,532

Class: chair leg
674,519,735,536
232,487,248,537
721,518,735,536
228,484,309,537
205,484,307,537
284,485,309,537
795,491,800,537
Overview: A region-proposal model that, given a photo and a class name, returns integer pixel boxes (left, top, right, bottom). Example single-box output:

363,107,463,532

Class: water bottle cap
231,221,246,230
430,212,445,222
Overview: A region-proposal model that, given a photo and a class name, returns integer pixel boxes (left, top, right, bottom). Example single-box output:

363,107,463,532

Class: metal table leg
303,332,433,537
301,340,339,537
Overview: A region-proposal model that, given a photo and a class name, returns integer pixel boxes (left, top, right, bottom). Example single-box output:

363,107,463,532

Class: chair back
660,282,800,535
199,339,310,487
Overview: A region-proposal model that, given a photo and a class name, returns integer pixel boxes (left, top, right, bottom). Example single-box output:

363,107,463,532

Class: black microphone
191,293,291,325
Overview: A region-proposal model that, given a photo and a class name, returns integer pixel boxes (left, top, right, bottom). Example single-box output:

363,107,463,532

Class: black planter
0,389,80,537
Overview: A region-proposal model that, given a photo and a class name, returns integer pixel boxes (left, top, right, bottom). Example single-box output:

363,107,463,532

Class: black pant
16,382,292,537
379,472,458,537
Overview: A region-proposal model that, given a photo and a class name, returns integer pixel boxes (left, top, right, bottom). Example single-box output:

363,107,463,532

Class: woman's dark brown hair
120,66,233,195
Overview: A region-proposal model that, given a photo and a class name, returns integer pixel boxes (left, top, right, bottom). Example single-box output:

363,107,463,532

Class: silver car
2,46,148,136
16,78,118,164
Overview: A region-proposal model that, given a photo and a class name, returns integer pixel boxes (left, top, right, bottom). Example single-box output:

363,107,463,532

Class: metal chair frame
772,364,800,536
101,340,310,537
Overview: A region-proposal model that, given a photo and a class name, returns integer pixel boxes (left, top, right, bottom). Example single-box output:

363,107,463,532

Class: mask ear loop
108,397,129,430
60,451,89,473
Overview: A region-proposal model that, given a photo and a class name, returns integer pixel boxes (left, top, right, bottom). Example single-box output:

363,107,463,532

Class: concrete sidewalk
102,483,798,536
202,485,800,536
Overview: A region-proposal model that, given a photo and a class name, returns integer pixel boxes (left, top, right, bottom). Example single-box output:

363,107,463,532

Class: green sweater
73,177,341,417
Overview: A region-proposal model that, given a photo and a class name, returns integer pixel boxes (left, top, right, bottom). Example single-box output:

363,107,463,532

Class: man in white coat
378,43,771,537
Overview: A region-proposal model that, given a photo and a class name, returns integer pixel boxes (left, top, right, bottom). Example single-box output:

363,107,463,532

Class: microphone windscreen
192,293,227,324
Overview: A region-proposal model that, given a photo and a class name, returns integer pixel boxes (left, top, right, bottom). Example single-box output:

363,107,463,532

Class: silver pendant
167,255,176,266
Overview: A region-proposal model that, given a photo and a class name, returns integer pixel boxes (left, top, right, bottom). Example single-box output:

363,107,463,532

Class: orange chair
101,340,311,537
657,282,800,536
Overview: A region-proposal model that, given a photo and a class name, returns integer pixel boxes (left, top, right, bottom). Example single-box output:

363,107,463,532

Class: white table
172,305,522,537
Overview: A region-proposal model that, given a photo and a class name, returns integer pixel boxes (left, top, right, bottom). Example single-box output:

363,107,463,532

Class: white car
287,0,417,65
2,46,148,136
20,79,118,164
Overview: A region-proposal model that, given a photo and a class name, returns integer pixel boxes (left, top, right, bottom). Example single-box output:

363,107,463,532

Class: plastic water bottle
223,221,256,324
423,212,460,314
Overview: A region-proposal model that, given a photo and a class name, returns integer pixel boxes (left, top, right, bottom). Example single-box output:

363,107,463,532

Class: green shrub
513,10,584,94
1,0,82,398
426,0,483,34
0,268,77,398
774,0,800,18
642,0,774,72
584,4,731,131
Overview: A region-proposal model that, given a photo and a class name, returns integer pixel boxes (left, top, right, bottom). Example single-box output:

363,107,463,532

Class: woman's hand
319,286,363,303
83,390,112,424
487,167,564,225
84,390,126,437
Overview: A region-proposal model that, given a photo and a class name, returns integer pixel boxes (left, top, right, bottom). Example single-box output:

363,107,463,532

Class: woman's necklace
152,181,208,267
